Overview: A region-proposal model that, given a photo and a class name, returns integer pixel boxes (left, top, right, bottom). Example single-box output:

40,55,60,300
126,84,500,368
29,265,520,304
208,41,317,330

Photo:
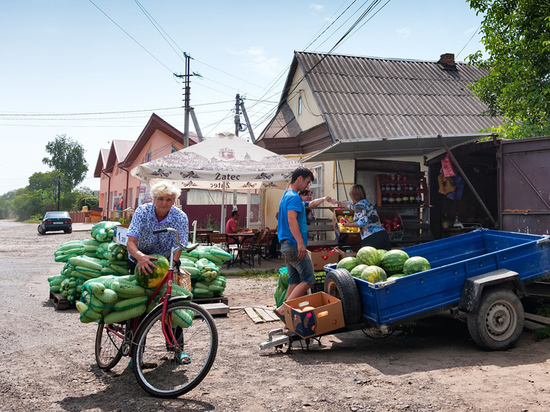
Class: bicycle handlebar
153,228,198,253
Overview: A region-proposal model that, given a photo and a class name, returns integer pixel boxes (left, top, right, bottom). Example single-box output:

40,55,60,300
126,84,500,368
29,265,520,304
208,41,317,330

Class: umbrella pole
192,220,197,244
220,187,226,233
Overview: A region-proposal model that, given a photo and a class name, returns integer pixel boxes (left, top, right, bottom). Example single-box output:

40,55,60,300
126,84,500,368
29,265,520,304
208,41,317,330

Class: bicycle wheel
95,321,126,370
133,300,218,398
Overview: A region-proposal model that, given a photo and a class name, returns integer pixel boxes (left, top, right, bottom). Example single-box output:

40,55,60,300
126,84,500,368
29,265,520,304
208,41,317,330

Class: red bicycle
94,228,218,398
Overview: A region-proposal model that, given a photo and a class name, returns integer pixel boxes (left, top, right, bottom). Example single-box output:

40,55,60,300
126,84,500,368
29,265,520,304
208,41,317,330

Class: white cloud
397,27,411,38
230,47,280,77
309,4,324,12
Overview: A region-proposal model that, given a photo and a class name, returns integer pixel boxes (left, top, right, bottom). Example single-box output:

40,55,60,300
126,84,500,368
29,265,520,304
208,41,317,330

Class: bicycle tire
95,321,125,370
133,299,218,398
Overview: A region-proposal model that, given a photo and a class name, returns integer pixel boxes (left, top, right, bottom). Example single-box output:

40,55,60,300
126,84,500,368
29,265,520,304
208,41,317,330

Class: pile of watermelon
336,246,431,284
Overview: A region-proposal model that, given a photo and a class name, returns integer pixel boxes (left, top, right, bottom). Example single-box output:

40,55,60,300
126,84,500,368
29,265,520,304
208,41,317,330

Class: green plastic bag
274,267,289,308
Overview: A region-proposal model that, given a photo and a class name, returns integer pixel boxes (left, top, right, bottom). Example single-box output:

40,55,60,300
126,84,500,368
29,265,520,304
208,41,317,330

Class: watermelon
350,264,369,278
361,266,387,283
403,256,431,276
356,246,381,266
337,256,358,271
380,249,409,275
135,254,170,289
387,274,405,280
377,249,387,260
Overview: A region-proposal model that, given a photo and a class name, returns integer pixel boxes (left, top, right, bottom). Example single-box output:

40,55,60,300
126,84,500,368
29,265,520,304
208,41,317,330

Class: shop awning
303,133,496,162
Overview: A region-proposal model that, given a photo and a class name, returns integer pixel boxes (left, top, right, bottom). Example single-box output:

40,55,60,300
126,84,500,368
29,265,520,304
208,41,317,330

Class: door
499,137,550,235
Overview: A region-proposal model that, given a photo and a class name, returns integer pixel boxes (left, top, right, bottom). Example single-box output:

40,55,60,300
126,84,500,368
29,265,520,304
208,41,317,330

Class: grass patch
23,217,41,224
533,326,550,342
223,268,279,278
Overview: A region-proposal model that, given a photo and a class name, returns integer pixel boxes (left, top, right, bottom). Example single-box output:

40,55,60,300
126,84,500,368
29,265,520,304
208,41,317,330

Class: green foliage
200,214,219,230
532,326,550,342
467,0,550,134
0,190,17,219
73,187,99,211
42,134,88,191
28,171,58,192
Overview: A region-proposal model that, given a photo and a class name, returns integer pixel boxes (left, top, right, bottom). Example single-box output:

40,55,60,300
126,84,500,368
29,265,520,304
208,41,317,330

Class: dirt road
1,220,549,411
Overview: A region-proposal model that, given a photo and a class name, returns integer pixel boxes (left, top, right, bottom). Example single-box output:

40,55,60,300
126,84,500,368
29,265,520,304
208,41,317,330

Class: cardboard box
332,208,361,244
282,292,345,338
307,247,339,271
334,246,360,260
90,215,102,223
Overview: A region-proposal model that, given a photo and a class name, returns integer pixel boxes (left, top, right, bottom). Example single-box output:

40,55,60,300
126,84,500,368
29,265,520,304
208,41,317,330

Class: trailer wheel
324,268,362,326
467,288,524,351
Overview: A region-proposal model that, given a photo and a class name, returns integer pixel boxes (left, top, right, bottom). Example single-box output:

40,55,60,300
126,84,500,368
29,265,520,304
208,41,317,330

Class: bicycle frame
143,228,190,351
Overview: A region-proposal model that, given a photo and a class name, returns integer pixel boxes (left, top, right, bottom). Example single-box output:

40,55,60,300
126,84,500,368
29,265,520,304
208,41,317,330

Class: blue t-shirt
128,203,189,259
277,190,308,247
342,198,384,240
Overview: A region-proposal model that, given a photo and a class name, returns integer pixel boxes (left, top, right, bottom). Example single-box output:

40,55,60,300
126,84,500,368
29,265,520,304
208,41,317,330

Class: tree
28,171,58,192
42,134,88,191
467,0,550,138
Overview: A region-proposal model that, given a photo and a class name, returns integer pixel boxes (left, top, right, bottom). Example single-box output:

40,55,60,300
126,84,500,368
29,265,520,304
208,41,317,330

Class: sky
0,0,486,196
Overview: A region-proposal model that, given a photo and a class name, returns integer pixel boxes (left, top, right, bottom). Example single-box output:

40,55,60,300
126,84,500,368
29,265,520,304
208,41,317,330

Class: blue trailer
322,229,550,350
261,229,550,352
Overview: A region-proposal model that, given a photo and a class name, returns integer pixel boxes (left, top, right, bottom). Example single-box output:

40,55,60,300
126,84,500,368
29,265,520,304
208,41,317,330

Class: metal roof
258,51,503,158
303,133,497,162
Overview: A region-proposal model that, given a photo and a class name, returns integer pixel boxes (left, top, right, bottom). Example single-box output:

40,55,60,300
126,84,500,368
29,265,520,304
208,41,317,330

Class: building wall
290,65,324,131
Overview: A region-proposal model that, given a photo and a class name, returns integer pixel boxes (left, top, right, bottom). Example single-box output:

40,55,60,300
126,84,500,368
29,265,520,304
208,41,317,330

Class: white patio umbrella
131,134,301,232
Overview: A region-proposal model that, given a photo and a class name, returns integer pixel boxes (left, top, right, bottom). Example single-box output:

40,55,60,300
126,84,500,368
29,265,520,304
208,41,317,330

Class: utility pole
174,53,201,147
57,175,61,211
234,94,256,142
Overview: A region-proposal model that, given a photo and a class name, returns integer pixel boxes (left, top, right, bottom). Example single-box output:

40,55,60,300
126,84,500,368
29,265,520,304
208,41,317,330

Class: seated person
226,210,247,244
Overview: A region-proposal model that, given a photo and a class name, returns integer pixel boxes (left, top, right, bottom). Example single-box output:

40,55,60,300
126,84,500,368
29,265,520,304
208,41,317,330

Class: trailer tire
467,288,524,351
324,268,362,326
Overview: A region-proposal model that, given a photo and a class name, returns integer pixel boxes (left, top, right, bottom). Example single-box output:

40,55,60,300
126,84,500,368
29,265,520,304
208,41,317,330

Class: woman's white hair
150,181,179,200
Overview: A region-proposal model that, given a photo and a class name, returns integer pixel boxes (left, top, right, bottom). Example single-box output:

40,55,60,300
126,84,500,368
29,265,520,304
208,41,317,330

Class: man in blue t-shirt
275,168,316,319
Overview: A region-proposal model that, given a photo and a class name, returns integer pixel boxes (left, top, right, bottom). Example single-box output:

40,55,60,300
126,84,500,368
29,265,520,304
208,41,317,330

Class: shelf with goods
376,173,429,208
376,173,432,244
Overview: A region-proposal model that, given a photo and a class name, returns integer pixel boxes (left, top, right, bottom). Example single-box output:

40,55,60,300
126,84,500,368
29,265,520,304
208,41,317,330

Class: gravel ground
1,220,550,411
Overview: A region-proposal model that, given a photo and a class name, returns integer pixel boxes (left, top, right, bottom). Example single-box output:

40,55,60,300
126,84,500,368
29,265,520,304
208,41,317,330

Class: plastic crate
388,230,404,241
311,271,326,293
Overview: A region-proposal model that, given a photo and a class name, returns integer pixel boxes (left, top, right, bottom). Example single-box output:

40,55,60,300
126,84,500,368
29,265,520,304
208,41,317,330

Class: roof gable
119,113,198,168
93,148,110,178
104,140,135,172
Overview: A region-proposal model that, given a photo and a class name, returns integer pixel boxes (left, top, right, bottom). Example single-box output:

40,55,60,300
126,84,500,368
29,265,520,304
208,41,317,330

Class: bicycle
94,227,219,398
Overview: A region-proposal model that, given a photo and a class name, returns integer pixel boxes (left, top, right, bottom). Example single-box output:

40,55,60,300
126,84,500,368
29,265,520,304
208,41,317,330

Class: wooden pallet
245,307,281,323
193,295,229,306
49,292,73,310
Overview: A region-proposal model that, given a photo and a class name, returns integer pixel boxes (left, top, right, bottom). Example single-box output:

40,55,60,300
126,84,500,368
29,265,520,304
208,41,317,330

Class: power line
88,0,174,73
133,0,185,63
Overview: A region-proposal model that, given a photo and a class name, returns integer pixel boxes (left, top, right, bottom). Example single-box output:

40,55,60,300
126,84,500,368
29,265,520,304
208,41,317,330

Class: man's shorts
280,242,316,286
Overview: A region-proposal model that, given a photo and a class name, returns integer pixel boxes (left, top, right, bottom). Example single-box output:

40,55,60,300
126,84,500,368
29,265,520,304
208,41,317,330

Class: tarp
131,134,300,190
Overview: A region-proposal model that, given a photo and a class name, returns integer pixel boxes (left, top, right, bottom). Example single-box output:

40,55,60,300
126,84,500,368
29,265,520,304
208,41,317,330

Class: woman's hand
136,253,158,275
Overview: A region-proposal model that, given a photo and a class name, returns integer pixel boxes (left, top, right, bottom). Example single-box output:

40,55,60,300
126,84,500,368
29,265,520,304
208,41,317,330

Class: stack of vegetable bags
48,221,129,304
180,245,232,299
49,223,234,323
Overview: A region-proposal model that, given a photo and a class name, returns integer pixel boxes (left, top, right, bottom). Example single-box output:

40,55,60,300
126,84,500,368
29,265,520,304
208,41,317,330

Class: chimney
437,53,457,71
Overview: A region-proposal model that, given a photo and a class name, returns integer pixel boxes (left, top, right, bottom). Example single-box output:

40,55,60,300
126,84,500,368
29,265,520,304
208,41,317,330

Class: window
309,164,323,200
298,96,302,116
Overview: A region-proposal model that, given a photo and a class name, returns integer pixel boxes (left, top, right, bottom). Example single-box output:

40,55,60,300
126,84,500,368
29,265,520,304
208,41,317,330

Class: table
194,229,213,244
227,232,257,267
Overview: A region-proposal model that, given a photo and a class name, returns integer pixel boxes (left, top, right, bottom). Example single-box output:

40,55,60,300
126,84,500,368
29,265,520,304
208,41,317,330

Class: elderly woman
127,180,189,275
330,184,391,250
